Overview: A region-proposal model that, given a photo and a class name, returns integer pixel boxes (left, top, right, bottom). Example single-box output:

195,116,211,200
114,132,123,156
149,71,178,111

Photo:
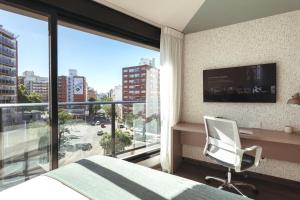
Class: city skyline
0,9,160,93
19,62,158,96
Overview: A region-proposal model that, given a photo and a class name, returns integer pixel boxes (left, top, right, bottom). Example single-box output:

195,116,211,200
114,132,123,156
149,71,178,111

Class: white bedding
0,156,249,200
0,175,88,200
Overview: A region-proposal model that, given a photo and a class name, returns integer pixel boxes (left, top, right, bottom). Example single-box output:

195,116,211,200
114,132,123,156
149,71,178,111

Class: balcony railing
0,46,16,58
0,35,16,49
0,100,160,191
0,56,16,67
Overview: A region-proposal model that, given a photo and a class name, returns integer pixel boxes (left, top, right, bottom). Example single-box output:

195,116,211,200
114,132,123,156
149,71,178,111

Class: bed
0,156,250,200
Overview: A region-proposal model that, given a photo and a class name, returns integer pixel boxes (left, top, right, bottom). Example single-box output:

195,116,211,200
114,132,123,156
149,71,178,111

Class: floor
173,161,300,200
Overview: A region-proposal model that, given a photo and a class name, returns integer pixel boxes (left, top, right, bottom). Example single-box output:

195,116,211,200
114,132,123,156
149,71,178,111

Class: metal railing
0,100,144,108
0,100,160,188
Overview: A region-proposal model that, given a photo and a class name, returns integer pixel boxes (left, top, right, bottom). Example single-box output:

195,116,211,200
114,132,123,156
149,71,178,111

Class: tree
101,104,112,117
17,84,29,103
58,109,72,147
99,130,132,155
17,84,42,103
28,91,42,103
88,97,96,118
58,109,72,125
100,97,113,117
100,97,112,102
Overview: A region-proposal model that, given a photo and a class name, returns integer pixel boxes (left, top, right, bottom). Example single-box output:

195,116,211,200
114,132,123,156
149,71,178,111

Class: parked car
119,124,125,129
97,130,104,136
82,143,92,151
75,143,92,151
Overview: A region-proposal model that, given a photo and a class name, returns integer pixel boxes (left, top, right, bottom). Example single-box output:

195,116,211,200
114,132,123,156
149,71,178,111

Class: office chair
203,116,262,197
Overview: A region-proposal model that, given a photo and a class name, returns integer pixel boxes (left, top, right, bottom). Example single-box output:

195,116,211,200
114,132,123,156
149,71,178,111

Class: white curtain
160,26,184,173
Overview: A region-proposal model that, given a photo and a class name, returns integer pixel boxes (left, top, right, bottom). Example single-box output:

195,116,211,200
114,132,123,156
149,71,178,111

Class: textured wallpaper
182,10,300,181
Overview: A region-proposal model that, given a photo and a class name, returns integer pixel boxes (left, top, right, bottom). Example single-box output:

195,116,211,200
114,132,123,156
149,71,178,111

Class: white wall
182,10,300,181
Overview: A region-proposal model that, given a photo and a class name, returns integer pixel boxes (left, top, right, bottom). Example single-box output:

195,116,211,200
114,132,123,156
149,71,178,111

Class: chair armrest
242,145,262,166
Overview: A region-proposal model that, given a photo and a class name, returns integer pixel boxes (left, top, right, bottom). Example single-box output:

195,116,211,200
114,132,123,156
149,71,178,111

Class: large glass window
0,6,50,191
57,22,160,166
0,2,161,192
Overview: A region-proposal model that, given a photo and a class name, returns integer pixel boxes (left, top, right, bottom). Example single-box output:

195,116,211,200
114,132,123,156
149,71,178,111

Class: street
0,120,159,191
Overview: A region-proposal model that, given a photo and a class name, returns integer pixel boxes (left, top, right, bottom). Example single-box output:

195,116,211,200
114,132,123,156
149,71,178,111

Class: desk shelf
171,122,300,173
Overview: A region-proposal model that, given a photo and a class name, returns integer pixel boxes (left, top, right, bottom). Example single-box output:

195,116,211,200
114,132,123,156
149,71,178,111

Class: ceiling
94,0,300,34
184,0,300,33
93,0,205,31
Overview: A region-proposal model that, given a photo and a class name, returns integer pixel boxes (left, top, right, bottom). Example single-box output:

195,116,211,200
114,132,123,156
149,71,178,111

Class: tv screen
203,63,276,102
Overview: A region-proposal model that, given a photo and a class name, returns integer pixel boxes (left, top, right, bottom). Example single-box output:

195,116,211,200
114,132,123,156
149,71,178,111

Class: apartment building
0,25,17,103
87,87,97,100
122,65,147,115
112,85,122,118
58,75,67,102
122,64,160,116
67,69,86,103
107,88,113,99
112,85,122,101
20,71,48,102
58,70,87,103
122,64,160,138
139,57,155,67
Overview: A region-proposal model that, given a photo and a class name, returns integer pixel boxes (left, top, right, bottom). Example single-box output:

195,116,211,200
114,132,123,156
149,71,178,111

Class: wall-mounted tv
203,63,276,102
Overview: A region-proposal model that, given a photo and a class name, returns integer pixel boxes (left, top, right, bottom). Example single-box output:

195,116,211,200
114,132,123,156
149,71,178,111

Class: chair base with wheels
205,168,258,197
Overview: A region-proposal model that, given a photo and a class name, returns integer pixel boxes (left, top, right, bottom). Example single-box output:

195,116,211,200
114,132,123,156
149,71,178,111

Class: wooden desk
171,122,300,173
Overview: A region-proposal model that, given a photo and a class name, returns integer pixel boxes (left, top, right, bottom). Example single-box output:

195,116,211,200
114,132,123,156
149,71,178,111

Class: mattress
0,155,249,200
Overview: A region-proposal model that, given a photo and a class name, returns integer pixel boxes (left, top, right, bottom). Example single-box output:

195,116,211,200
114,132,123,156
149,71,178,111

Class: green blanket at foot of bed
45,156,250,200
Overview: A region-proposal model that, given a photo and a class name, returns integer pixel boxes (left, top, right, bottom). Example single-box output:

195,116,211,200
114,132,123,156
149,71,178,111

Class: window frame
0,0,161,171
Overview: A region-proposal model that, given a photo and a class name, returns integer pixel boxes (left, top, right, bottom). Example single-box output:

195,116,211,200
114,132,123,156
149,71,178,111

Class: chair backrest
203,116,241,166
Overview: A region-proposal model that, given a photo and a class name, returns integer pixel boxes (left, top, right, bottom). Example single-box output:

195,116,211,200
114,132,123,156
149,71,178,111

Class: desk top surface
172,122,300,146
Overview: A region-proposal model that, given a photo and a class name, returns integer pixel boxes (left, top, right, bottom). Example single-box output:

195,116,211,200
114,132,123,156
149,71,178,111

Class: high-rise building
58,70,87,103
122,64,160,136
20,71,48,102
57,70,87,116
112,85,123,118
122,65,147,115
31,80,48,102
139,58,156,67
0,25,18,103
145,67,160,119
67,69,87,103
107,89,113,99
87,87,97,100
112,85,122,101
122,64,160,116
58,76,67,102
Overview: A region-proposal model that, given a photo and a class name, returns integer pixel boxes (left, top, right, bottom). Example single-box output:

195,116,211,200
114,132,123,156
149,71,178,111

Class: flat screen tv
203,63,276,102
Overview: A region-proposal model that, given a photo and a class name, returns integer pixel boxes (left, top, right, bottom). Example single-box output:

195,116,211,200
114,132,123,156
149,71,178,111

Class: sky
0,9,160,93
